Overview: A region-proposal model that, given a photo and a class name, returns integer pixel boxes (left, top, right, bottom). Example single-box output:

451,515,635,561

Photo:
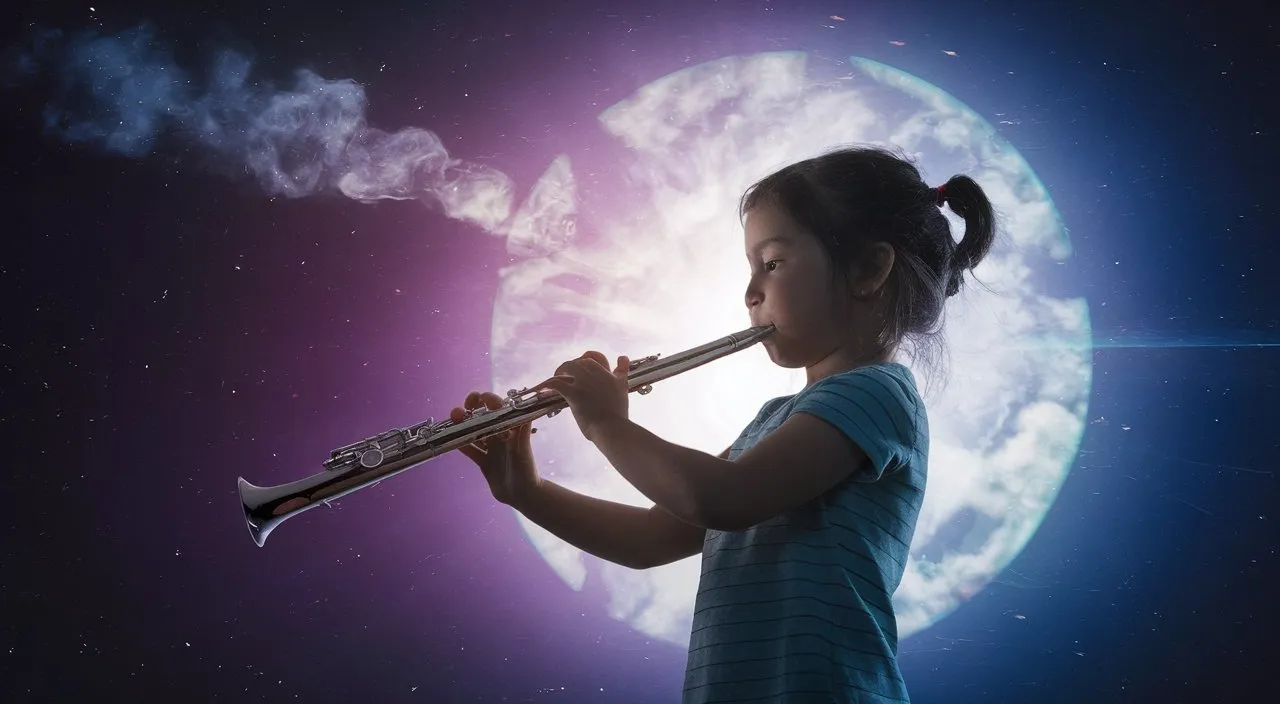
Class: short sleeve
727,396,790,461
788,365,921,482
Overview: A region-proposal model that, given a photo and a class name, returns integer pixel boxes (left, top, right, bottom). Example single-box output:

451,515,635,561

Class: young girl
452,144,997,703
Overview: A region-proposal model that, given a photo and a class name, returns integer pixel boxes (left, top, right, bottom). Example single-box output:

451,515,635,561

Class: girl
452,144,997,703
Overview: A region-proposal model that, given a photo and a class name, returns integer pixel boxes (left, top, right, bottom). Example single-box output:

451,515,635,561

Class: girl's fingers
458,444,485,462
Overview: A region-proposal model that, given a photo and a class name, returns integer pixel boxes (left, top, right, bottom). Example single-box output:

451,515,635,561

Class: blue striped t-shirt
682,362,927,704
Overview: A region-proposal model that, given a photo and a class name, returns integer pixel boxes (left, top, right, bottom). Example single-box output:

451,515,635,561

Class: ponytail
938,175,997,297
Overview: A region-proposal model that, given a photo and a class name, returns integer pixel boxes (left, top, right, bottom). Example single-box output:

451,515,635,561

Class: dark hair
739,144,998,382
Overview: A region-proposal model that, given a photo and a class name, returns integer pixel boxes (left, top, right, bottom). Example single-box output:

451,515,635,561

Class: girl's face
743,204,894,382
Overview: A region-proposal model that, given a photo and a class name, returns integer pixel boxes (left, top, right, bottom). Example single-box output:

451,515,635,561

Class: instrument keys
359,447,385,469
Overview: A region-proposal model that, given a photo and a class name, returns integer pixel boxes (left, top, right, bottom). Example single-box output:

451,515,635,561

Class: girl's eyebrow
749,235,792,255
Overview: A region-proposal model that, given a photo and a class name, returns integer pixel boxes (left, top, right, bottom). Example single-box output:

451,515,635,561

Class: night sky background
2,0,1276,702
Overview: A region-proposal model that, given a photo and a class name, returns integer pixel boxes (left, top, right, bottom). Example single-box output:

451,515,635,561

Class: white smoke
8,23,517,232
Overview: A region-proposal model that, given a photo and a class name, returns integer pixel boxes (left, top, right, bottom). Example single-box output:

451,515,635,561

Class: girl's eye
765,260,781,272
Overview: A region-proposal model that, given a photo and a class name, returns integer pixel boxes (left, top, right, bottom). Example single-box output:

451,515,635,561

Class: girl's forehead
745,205,796,235
744,203,784,227
745,207,806,248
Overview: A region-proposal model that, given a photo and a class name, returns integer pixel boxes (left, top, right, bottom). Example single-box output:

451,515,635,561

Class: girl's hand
535,350,631,443
450,391,542,507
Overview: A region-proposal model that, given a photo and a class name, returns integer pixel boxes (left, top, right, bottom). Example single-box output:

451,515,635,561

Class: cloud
6,23,517,231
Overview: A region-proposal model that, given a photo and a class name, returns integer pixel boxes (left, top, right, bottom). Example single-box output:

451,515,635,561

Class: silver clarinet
236,324,776,547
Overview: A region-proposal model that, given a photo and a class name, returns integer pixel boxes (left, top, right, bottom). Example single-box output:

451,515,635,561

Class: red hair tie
935,184,947,207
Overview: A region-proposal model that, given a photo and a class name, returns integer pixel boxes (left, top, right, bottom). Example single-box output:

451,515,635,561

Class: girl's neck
803,342,894,387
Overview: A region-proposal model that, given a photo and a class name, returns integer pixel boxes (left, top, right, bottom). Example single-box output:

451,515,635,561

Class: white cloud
485,52,1089,646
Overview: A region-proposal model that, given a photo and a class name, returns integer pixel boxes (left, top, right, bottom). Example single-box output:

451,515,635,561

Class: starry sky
2,0,1276,702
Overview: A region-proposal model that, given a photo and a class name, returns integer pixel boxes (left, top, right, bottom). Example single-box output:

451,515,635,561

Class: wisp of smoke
5,23,514,231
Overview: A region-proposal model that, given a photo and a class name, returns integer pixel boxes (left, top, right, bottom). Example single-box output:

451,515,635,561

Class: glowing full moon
489,52,1090,647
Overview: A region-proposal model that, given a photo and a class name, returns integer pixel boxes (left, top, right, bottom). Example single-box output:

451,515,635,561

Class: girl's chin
762,336,784,362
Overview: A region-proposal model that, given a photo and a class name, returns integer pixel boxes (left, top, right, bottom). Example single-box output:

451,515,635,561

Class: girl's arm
510,446,728,569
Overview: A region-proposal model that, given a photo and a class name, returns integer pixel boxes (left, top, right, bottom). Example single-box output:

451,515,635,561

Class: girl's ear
860,242,896,294
845,242,895,299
